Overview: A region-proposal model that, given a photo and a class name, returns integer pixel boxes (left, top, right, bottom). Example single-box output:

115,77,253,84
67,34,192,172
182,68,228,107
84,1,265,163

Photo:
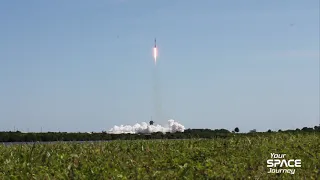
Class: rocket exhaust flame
153,47,157,65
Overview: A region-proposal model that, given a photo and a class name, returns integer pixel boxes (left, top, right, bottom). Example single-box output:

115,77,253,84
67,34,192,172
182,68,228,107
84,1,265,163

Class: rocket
153,38,158,64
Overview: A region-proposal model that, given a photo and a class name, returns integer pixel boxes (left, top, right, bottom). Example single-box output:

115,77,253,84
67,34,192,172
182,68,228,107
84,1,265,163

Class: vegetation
0,133,319,179
0,126,319,142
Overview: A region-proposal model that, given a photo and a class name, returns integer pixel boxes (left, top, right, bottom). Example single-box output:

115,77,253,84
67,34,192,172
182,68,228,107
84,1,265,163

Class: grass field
0,133,319,179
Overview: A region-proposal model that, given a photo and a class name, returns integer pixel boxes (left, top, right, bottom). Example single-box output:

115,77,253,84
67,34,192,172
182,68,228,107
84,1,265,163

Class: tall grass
0,133,319,179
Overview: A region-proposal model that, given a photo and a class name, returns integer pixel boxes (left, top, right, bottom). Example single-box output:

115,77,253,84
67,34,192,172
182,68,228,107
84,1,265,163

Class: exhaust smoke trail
152,38,164,124
153,64,163,123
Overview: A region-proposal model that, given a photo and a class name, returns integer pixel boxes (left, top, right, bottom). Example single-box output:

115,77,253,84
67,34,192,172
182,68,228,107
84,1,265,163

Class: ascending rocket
153,38,158,65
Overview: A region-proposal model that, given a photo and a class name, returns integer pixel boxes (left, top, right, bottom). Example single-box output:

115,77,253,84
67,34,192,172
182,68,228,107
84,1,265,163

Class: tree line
0,126,319,142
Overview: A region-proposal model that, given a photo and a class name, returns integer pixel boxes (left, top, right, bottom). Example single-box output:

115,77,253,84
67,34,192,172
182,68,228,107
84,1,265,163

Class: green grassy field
0,133,319,179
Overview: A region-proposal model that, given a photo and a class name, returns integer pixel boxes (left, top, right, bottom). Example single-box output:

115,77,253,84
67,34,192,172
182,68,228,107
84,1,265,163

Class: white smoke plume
108,119,185,134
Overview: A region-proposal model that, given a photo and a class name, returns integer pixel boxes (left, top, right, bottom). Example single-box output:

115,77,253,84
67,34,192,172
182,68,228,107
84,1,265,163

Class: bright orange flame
153,47,157,65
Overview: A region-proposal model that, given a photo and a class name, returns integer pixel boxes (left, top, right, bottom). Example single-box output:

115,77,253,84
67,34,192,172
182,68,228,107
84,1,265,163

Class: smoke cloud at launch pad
108,119,185,134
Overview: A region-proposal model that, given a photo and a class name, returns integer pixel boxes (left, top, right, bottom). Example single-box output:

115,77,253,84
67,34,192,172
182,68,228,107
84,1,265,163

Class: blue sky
0,0,319,132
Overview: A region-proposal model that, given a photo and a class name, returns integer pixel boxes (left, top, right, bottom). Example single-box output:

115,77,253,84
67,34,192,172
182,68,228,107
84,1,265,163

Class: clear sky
0,0,319,133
